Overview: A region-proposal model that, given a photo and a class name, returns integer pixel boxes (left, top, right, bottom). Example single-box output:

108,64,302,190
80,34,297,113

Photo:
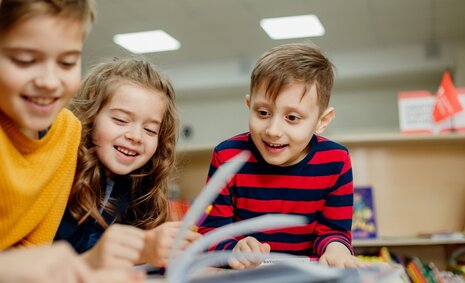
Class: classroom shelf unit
354,237,465,247
353,236,465,270
174,132,465,268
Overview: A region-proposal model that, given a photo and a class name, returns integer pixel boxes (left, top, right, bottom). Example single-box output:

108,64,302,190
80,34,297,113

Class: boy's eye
58,54,80,69
59,60,78,68
287,115,299,122
11,57,35,66
258,110,269,117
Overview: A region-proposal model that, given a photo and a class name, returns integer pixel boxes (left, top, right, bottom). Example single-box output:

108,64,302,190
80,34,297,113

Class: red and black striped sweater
198,132,354,258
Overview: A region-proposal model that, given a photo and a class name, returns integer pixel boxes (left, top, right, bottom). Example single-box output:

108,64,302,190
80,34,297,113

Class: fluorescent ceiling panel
113,30,180,54
260,15,325,40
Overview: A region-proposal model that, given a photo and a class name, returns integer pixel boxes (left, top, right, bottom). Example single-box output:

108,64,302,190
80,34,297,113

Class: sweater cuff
316,236,353,256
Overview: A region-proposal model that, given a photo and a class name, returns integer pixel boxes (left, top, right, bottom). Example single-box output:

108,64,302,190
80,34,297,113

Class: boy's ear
315,107,335,135
245,94,251,109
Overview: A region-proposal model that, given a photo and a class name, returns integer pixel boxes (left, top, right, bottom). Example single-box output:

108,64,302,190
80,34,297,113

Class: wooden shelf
176,144,213,155
332,132,465,146
354,236,465,247
176,132,465,154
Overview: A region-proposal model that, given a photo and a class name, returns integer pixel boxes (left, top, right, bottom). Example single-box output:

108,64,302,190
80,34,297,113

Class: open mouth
23,96,58,106
114,146,138,156
264,141,287,149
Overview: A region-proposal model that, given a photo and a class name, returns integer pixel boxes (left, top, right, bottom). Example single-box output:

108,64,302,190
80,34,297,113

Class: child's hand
0,242,95,283
318,242,367,268
0,242,147,283
83,224,145,269
229,236,271,269
141,221,202,267
94,269,146,283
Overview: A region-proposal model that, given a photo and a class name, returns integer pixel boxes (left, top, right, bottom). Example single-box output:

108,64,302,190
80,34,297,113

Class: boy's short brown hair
250,43,334,114
0,0,96,37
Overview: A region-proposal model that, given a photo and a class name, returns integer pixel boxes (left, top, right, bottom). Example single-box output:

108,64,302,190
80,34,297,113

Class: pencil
192,205,212,232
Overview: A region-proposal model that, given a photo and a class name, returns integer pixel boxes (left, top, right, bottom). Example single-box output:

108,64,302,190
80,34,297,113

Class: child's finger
228,257,245,269
260,243,271,253
120,235,145,253
183,230,202,242
235,249,256,268
72,258,95,283
113,244,143,263
318,257,329,266
117,226,145,242
95,269,146,283
177,238,200,251
108,256,136,269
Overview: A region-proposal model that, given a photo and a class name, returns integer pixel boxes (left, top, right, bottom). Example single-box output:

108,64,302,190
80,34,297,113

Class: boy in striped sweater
199,43,364,269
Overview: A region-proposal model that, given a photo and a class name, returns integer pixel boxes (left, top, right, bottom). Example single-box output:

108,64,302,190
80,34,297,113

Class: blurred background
84,2,465,272
83,0,465,147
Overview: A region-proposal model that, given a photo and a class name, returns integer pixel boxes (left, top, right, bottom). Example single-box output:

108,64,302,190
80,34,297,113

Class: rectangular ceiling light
113,30,180,54
260,15,325,40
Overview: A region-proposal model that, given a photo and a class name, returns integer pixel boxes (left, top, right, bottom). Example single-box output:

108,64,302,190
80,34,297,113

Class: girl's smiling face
92,83,167,175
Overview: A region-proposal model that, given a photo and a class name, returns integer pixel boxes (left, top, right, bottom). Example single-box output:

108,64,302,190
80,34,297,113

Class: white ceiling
83,0,465,97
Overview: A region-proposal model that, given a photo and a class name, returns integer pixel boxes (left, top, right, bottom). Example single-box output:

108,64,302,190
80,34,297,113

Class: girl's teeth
116,146,137,156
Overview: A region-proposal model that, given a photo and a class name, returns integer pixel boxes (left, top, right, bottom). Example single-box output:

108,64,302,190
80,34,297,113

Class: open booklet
159,151,405,283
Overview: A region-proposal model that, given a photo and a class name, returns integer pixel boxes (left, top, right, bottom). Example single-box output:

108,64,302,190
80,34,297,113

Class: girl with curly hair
55,57,201,270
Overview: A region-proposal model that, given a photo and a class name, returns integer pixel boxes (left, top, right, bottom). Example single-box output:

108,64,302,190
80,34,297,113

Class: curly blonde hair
68,57,178,229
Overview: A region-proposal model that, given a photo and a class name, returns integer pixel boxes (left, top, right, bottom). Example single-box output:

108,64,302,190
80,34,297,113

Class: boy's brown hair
0,0,96,37
250,43,334,115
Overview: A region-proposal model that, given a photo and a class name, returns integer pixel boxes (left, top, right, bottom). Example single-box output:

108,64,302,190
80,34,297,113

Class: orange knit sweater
0,109,81,250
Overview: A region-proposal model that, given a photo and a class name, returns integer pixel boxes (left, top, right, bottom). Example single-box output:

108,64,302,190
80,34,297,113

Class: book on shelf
454,88,465,132
357,246,465,283
148,151,404,283
352,186,377,239
417,230,465,241
405,256,445,283
397,87,465,134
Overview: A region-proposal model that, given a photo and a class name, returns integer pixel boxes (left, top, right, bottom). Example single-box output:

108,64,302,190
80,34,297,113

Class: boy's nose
265,118,283,138
34,64,60,91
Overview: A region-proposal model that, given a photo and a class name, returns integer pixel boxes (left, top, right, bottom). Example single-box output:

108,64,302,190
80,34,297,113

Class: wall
176,72,440,148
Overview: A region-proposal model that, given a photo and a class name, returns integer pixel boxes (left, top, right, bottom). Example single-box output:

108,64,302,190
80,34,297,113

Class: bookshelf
354,236,465,247
343,132,465,237
174,132,465,268
176,132,465,156
353,236,465,270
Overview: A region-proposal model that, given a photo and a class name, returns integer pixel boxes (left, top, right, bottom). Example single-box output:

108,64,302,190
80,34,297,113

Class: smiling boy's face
246,82,334,167
0,15,84,138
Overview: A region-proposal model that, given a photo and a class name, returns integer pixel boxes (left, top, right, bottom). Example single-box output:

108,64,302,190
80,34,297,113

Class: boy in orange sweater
0,0,142,282
0,0,93,250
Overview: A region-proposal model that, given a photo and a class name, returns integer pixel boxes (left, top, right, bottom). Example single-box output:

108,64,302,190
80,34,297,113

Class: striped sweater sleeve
197,148,239,251
312,150,354,256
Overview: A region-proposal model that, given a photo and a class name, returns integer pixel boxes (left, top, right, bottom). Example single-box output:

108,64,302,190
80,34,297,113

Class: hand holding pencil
142,221,202,267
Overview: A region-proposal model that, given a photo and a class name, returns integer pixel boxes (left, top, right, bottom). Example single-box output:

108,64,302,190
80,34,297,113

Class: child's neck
20,128,49,139
20,128,39,139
